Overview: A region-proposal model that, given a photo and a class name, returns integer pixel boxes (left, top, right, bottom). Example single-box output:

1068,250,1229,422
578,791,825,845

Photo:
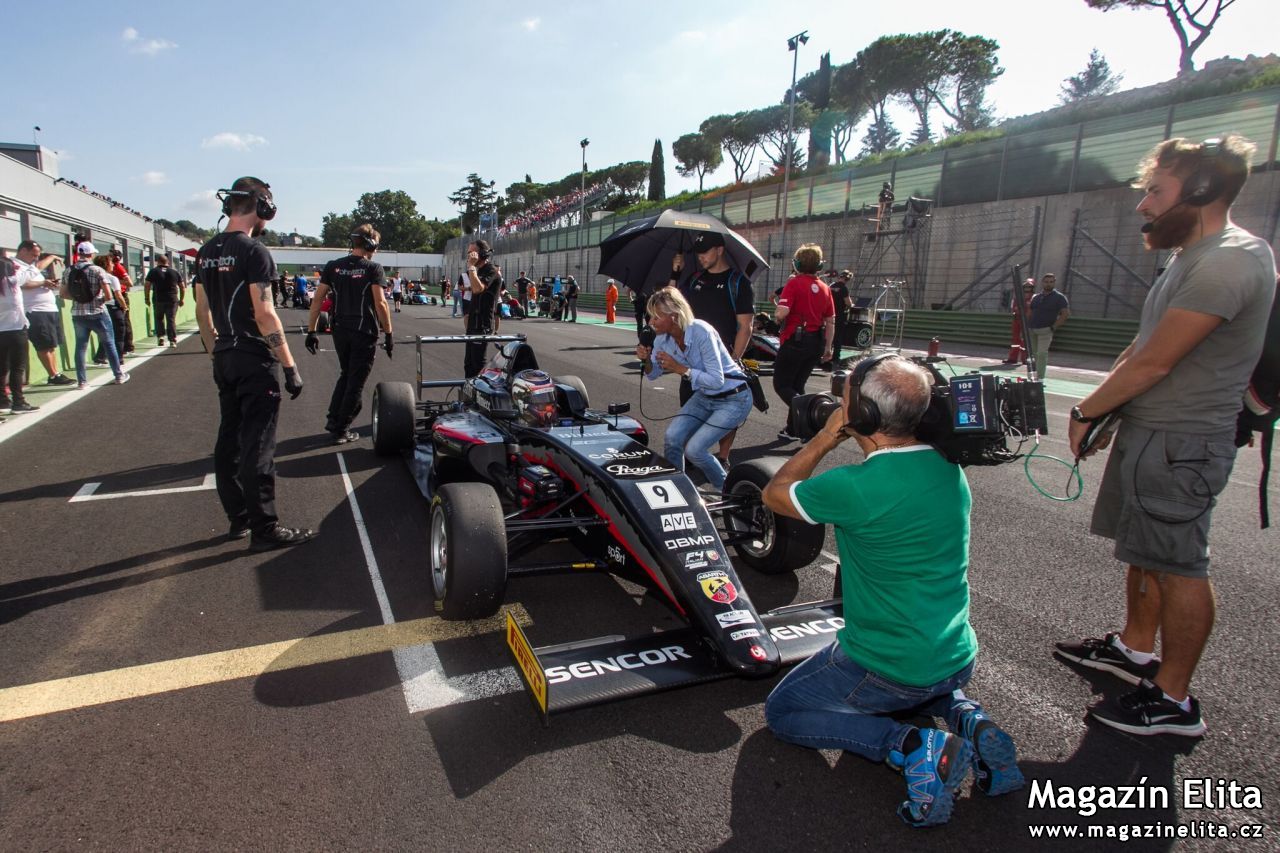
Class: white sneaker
169,341,177,348
114,372,131,385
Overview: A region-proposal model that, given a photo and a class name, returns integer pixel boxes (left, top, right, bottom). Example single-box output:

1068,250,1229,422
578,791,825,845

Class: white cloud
136,171,169,185
181,190,221,214
201,132,268,152
522,17,540,31
678,31,706,42
121,26,176,56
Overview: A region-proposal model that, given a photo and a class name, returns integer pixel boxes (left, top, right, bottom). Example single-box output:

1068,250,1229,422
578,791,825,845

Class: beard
1143,204,1199,251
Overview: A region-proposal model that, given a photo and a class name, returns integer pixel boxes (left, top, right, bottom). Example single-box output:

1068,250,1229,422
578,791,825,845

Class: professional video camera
788,357,1049,466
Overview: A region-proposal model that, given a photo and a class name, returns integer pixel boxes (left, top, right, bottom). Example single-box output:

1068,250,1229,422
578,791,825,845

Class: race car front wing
506,598,844,723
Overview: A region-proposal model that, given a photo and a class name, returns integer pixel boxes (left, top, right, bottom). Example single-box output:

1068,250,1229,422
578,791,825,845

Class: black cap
689,231,725,253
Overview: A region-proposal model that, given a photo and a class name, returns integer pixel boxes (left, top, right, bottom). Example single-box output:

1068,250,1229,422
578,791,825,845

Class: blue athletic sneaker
950,701,1025,796
887,728,973,828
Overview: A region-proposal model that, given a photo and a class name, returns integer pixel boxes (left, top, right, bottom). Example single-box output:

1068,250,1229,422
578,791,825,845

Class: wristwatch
1070,405,1098,423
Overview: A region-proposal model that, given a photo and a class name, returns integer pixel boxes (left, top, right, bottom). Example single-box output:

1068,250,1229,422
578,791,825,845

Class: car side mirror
607,402,630,416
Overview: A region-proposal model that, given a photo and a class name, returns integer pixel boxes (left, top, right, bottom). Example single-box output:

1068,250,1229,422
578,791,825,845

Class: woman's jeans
765,641,975,763
663,387,752,490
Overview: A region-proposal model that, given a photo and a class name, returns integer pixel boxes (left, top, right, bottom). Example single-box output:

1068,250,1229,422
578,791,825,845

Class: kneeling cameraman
760,354,1022,828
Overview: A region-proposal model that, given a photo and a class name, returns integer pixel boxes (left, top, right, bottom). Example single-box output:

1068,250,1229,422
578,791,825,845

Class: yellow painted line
0,604,530,724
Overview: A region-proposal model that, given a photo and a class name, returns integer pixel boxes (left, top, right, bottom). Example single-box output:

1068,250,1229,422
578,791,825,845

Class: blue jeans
663,387,752,490
451,293,461,316
765,641,975,763
72,312,122,383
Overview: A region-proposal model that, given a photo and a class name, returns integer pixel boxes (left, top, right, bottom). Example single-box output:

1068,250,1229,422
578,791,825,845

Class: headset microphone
1140,201,1186,234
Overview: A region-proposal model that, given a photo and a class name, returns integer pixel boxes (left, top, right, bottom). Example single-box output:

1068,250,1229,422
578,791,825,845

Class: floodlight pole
579,138,589,273
778,30,808,261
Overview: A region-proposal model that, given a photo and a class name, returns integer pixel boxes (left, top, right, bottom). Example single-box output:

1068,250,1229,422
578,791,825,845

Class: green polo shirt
792,445,977,686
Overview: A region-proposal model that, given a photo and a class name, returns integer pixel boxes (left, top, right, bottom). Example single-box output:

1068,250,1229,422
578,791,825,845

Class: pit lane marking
69,474,216,502
336,452,524,713
0,608,527,724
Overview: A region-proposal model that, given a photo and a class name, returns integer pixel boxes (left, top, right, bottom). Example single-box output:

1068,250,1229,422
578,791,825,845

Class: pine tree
1059,48,1123,104
648,139,666,201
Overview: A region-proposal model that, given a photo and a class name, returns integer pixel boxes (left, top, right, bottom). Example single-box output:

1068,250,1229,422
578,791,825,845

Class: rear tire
723,458,824,574
430,483,508,619
372,381,415,456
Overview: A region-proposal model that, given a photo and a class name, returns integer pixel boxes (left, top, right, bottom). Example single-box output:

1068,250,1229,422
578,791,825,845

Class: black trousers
92,305,128,363
773,333,824,423
329,326,378,432
213,350,281,533
0,329,29,403
464,314,493,378
154,301,178,342
633,300,648,341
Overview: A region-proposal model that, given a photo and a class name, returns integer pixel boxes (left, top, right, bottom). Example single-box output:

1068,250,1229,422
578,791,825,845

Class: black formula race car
371,334,842,721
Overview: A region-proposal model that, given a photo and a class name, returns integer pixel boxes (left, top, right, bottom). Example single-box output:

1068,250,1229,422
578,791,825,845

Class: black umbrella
597,209,769,295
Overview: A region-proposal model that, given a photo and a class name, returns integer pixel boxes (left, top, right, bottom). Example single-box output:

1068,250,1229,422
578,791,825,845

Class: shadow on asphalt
0,536,231,625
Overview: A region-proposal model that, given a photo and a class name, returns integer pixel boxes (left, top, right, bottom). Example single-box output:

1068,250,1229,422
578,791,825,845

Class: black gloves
283,366,304,399
304,332,319,355
383,332,394,359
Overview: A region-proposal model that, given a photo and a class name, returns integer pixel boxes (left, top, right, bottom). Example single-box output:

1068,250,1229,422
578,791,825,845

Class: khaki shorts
1090,422,1237,579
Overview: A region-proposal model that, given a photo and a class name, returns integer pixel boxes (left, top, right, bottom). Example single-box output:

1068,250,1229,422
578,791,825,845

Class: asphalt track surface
1,300,1276,851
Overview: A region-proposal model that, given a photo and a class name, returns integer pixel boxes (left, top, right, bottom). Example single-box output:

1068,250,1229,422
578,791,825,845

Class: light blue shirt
646,318,746,395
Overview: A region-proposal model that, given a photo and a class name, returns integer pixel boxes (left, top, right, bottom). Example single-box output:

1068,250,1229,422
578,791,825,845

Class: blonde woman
635,288,752,490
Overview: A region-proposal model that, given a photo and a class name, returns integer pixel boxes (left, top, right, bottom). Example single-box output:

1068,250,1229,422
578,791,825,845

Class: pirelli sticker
506,610,548,716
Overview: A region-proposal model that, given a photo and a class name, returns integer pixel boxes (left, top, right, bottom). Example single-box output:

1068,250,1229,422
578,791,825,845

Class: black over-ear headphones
846,353,897,436
217,179,277,221
793,257,825,274
350,233,379,251
1181,138,1224,207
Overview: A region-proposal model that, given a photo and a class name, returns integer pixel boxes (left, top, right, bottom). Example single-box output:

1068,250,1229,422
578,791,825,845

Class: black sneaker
0,398,11,413
48,374,76,386
227,519,252,541
1088,679,1207,737
1054,632,1159,685
9,401,39,414
777,428,799,442
249,525,318,552
333,429,360,445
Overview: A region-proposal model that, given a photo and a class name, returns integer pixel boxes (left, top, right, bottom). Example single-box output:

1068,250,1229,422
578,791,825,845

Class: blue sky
5,0,1270,237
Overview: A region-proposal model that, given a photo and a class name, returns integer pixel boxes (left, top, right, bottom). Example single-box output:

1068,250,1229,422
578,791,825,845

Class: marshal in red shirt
777,273,835,344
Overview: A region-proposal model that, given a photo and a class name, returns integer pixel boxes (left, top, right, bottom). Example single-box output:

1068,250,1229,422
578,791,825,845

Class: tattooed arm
250,281,297,368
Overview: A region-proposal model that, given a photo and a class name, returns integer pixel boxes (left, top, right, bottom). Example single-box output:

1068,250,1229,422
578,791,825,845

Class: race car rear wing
414,334,527,394
506,598,844,724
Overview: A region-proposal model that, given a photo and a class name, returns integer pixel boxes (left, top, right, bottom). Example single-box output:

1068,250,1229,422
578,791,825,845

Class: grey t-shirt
1123,225,1277,435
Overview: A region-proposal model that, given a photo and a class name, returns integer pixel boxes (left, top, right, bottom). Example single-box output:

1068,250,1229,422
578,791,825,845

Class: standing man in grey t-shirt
1056,135,1277,738
1026,273,1068,380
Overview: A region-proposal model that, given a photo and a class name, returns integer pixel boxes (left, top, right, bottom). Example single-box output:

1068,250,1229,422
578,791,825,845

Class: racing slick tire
555,374,590,408
723,457,824,574
430,483,508,619
372,381,416,456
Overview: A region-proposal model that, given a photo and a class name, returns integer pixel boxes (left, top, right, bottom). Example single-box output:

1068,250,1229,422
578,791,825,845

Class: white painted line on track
69,473,215,503
0,330,198,446
335,452,521,713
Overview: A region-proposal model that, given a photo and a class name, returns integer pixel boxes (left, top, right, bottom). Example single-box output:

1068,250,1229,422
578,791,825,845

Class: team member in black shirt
305,224,394,444
563,275,580,322
144,255,185,347
823,269,853,369
670,231,755,466
193,176,315,551
463,239,503,377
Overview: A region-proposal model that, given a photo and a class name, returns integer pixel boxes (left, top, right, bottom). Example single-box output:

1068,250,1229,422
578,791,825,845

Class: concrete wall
464,171,1280,320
